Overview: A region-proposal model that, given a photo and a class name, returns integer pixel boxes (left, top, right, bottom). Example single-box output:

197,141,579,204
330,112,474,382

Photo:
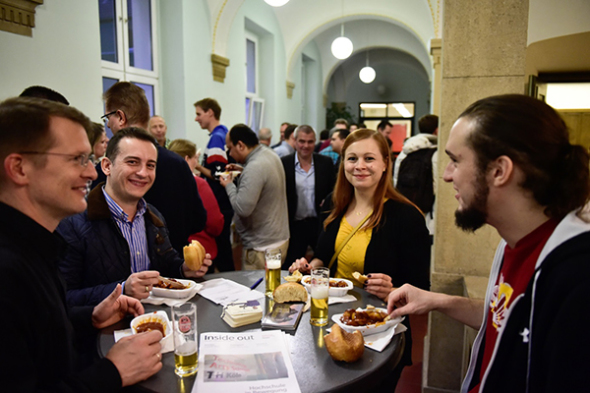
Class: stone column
430,38,442,116
423,1,529,392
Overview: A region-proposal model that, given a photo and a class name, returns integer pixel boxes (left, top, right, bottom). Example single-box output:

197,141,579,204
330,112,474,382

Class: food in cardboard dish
131,311,171,341
155,276,187,289
151,278,197,299
332,306,402,336
301,276,353,297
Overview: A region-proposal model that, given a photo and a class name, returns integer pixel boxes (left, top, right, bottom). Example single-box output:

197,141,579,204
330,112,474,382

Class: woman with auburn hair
289,129,430,387
88,122,109,164
169,139,224,265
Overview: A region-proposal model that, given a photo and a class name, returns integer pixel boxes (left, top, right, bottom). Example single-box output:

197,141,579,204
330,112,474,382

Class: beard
455,171,489,233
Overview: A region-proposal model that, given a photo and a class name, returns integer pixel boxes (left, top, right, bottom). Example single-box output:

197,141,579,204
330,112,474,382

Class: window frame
100,0,160,112
244,30,264,131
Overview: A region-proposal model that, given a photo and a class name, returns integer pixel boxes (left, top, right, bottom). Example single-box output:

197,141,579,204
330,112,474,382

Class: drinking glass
172,303,198,377
310,267,329,326
265,248,281,296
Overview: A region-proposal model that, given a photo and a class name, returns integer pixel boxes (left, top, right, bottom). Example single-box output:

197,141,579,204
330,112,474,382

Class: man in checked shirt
57,127,211,307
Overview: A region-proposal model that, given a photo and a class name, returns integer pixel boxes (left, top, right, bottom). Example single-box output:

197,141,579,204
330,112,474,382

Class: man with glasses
0,97,164,391
93,82,207,255
58,127,210,306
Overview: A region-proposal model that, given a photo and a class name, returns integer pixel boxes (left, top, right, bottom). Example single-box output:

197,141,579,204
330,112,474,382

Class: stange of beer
265,258,281,295
310,286,329,326
175,341,198,376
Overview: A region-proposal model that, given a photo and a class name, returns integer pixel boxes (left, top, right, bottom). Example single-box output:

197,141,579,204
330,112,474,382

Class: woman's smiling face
344,137,387,193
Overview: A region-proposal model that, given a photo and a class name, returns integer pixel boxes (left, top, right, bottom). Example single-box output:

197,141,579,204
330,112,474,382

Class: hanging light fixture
359,50,376,84
264,0,289,7
331,1,352,60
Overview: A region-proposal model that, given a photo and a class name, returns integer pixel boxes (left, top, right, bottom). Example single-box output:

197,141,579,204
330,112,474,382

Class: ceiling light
359,51,375,83
264,0,289,7
359,67,376,84
331,34,353,60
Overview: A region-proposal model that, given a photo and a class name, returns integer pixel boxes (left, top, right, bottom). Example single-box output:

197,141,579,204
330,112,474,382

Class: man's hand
388,284,485,330
387,284,437,318
364,273,394,300
183,253,212,278
92,284,144,329
125,270,160,299
219,173,232,187
106,330,163,387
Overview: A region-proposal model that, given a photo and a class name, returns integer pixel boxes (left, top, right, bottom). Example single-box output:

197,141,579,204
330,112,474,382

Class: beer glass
265,248,281,296
310,267,329,326
172,303,198,377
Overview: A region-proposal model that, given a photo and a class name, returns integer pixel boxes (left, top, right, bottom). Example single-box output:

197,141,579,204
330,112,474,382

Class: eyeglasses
101,110,118,121
19,151,93,167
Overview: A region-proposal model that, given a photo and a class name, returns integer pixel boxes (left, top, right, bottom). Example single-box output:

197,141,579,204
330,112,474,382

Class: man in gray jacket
220,124,289,270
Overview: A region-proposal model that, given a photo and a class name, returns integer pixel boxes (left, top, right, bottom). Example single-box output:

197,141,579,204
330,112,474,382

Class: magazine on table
192,330,301,393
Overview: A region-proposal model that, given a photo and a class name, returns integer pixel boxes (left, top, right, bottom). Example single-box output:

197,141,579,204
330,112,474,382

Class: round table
98,271,404,393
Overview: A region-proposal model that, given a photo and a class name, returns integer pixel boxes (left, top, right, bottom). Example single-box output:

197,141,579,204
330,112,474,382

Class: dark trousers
283,217,320,269
212,209,235,272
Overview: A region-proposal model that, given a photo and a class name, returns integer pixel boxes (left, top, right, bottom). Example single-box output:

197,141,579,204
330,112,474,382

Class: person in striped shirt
58,128,211,306
193,98,235,272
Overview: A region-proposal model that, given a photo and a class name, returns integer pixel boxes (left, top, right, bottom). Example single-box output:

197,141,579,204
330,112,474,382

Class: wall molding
0,0,43,37
211,54,230,83
286,81,295,99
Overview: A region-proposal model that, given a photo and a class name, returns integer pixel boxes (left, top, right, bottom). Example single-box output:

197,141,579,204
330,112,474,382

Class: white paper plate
151,278,200,299
301,276,353,297
130,310,172,341
332,307,403,336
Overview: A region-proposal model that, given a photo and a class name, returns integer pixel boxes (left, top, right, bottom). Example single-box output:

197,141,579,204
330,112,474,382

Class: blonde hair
168,139,197,159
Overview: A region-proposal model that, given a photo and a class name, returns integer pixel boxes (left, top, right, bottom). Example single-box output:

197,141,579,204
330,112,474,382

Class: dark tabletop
98,271,404,393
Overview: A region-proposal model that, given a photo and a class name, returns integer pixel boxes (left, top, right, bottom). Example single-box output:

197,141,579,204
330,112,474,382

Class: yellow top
334,215,373,287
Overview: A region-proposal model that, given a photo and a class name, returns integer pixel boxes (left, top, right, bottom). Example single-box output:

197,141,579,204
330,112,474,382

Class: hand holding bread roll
183,240,205,271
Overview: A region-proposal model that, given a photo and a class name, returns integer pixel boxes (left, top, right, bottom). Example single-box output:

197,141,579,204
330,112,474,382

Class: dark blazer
281,152,336,224
57,184,185,307
91,144,206,254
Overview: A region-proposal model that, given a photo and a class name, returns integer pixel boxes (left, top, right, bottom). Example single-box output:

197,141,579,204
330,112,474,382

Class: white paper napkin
363,322,407,352
141,283,201,306
328,294,356,305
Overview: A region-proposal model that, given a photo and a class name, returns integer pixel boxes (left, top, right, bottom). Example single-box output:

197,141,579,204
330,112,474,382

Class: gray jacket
225,145,289,249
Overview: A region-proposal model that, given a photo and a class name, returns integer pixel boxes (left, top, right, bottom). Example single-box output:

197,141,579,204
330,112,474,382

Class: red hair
324,129,418,230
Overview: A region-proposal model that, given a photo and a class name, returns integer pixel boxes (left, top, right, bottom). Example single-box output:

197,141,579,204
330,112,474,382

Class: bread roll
324,324,364,362
352,271,368,284
283,269,303,283
183,240,205,271
273,282,308,303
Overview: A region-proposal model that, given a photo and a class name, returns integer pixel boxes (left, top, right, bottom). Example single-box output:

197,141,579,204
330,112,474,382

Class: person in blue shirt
58,128,211,307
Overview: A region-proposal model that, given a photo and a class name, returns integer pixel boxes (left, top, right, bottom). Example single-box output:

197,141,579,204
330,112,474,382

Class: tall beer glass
172,303,198,377
310,267,329,326
265,248,281,296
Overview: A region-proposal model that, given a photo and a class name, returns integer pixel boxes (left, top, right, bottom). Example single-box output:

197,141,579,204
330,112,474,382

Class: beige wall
423,0,529,391
525,31,590,76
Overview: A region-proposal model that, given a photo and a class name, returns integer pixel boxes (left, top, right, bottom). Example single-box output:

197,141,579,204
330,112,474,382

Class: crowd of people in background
2,85,589,392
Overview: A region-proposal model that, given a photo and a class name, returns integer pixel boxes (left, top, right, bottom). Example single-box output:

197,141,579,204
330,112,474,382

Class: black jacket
57,184,185,307
464,210,590,393
281,152,335,224
0,202,121,392
92,144,206,254
315,197,431,367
